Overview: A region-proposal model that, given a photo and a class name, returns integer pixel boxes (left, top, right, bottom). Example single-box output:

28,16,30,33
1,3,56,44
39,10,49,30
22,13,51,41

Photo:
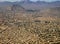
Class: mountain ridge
0,1,60,10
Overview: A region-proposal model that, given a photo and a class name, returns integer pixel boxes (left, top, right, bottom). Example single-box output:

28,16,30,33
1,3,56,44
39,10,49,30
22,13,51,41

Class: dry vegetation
0,5,60,44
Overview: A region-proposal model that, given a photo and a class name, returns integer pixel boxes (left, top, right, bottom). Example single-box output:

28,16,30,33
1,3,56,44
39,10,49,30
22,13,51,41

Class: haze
0,0,60,2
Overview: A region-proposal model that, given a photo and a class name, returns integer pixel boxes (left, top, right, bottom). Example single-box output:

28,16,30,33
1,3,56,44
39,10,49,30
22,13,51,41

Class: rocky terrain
0,2,60,44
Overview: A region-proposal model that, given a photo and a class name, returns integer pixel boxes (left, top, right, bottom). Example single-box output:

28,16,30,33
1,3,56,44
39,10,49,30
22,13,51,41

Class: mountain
0,1,60,10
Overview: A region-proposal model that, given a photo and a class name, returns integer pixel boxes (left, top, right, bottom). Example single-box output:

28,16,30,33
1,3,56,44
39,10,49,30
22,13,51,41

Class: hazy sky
0,0,60,2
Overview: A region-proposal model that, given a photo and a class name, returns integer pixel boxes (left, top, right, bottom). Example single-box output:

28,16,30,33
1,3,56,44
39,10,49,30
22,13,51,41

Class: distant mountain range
0,1,60,10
